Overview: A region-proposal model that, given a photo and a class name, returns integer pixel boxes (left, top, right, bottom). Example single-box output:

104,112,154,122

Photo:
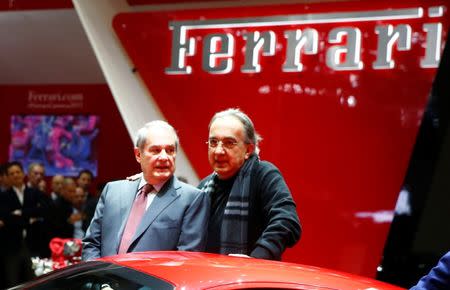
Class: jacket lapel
131,177,180,244
9,189,22,209
116,179,141,249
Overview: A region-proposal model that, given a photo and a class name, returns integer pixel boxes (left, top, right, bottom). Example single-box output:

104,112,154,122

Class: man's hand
0,219,4,228
12,209,22,216
126,172,142,181
68,213,84,224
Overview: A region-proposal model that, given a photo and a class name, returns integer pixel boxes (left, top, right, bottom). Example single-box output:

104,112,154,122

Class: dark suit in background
0,186,46,287
49,195,76,238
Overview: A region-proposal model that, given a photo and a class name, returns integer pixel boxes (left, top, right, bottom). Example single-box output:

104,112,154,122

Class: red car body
16,251,405,289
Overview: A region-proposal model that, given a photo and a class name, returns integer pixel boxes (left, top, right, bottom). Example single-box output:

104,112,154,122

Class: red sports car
11,251,405,289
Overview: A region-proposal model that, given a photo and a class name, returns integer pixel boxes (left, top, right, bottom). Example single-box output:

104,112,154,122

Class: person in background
199,108,301,260
82,182,106,232
410,251,450,290
38,179,47,194
0,162,11,193
76,169,96,231
26,162,45,190
72,186,87,239
26,162,52,258
76,169,94,200
0,162,8,289
82,120,209,260
50,175,65,201
0,161,47,287
50,178,86,239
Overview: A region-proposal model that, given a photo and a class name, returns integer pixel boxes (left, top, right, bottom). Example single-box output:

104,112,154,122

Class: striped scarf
202,154,259,255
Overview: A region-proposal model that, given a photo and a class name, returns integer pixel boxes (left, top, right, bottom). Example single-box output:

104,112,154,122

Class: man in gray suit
82,120,209,260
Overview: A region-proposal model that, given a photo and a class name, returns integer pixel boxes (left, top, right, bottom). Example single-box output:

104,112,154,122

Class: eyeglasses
206,138,239,150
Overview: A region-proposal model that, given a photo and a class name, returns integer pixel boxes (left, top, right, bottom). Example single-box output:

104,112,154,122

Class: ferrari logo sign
166,6,445,74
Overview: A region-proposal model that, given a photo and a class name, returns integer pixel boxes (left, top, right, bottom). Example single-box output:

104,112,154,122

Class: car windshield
10,261,174,290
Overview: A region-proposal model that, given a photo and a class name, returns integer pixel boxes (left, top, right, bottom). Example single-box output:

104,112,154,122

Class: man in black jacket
199,108,301,260
50,178,85,239
0,161,47,287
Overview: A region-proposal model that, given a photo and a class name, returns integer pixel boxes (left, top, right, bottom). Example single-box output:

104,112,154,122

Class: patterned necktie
118,183,153,254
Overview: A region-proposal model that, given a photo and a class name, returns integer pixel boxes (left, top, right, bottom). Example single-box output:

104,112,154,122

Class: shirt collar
13,184,26,194
139,178,166,193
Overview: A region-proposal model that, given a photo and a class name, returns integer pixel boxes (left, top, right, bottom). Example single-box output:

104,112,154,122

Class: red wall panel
112,0,448,276
0,0,72,10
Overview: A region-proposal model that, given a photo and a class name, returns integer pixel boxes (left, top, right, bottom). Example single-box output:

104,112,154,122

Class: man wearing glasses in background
199,108,301,260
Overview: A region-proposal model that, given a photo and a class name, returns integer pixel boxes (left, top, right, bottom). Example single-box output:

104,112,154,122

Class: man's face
208,116,254,180
72,187,86,208
28,165,45,187
7,165,25,188
51,175,64,193
63,183,77,202
134,126,177,185
77,173,92,191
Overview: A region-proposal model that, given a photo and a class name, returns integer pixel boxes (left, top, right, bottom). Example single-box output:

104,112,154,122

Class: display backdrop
0,85,138,188
113,0,449,276
9,115,99,177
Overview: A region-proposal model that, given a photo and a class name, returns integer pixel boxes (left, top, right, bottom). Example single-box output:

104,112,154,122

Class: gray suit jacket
82,176,209,260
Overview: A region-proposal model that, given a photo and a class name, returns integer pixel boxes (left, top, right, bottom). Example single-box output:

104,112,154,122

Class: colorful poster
9,115,99,176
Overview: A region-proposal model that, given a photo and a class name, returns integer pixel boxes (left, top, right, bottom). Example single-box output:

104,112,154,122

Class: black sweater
199,160,301,260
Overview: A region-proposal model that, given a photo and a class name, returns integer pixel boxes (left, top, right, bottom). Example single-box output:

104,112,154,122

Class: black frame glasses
206,138,239,150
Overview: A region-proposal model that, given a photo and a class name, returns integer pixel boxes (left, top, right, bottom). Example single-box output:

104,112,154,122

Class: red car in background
11,251,404,290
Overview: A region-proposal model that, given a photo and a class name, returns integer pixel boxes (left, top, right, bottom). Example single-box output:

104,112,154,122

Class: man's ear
134,147,141,163
245,143,255,160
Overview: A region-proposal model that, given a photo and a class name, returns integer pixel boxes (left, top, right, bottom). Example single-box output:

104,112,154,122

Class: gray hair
135,120,179,150
209,108,262,155
28,162,45,174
